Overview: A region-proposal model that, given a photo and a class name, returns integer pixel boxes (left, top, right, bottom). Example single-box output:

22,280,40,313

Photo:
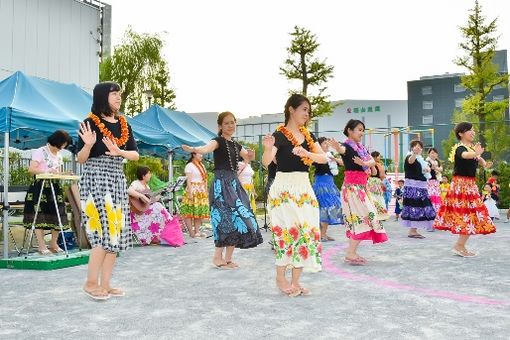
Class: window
422,101,433,110
422,115,433,125
493,95,505,102
422,86,432,95
454,83,465,92
455,98,464,108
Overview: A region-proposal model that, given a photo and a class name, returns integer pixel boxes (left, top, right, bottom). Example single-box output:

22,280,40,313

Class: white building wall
0,0,100,91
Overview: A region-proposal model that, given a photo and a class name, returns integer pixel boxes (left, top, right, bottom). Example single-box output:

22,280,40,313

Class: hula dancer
78,82,139,300
426,147,443,212
181,152,209,238
262,94,327,297
330,119,388,265
367,151,390,221
182,111,263,269
313,137,343,242
433,122,496,257
401,140,436,239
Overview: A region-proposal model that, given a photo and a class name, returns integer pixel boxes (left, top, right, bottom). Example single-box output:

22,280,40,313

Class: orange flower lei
88,113,130,147
276,124,317,166
192,160,208,182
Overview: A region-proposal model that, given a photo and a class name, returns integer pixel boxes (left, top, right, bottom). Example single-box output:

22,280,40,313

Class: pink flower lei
344,138,371,171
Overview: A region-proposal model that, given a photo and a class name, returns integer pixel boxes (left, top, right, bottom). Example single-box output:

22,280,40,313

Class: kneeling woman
128,166,184,247
263,94,327,296
433,122,495,256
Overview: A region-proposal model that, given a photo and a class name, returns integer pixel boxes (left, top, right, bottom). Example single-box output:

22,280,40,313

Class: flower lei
448,142,476,163
276,124,317,166
192,160,208,182
88,113,129,147
343,138,370,171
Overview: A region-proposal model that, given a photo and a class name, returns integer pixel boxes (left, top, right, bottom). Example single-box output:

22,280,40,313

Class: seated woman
23,130,72,255
127,166,184,247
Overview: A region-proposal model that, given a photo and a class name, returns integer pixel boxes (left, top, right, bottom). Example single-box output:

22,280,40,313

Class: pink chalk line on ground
322,246,510,307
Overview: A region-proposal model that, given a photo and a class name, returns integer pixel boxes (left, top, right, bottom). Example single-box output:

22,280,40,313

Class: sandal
83,288,110,301
296,286,311,296
213,263,234,270
49,247,64,254
326,236,335,241
451,248,477,258
107,287,125,297
279,286,301,297
408,234,425,239
37,248,52,255
344,257,367,266
226,261,239,268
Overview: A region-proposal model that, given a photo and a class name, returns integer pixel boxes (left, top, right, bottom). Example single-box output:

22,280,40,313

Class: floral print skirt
341,171,388,244
268,172,322,272
23,179,68,230
427,179,442,212
367,177,390,221
401,179,436,230
209,170,263,248
80,156,131,253
130,202,184,247
242,182,257,214
181,181,209,219
433,176,496,235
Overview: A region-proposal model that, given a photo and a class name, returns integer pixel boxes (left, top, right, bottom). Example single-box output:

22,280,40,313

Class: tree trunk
300,49,308,96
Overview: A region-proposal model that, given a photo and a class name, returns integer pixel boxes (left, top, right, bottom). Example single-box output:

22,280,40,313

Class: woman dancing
262,94,327,296
182,111,263,269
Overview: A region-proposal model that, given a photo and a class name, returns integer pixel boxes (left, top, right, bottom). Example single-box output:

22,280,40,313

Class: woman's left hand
103,137,122,157
292,146,308,157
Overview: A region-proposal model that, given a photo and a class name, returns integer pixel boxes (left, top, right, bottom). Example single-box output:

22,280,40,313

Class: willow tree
100,28,176,115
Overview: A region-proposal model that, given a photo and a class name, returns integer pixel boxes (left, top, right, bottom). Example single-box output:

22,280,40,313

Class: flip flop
344,257,366,266
83,288,110,301
297,287,311,296
408,234,425,239
226,261,239,268
213,263,234,270
280,287,301,297
451,248,477,258
108,288,126,297
37,249,52,256
49,248,64,254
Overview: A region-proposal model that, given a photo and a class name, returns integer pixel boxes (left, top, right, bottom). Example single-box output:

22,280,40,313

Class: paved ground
1,218,510,340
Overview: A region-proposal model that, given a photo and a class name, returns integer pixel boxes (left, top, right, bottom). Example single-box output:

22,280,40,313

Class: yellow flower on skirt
104,193,124,246
82,194,102,235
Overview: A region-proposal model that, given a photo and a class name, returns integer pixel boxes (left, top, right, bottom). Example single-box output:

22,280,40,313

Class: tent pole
168,150,174,214
3,132,10,259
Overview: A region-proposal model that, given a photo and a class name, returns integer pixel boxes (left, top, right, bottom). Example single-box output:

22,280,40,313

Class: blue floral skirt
312,174,343,225
209,170,263,248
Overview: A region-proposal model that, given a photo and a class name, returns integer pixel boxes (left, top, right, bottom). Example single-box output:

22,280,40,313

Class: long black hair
91,82,121,117
284,94,311,125
453,122,473,140
343,119,365,137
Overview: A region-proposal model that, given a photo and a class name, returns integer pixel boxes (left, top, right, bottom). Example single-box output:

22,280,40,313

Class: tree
99,28,176,115
448,0,509,159
280,26,338,118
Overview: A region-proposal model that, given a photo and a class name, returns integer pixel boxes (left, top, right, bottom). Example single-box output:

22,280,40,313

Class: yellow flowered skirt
181,181,209,219
80,156,131,252
268,172,321,273
242,182,257,214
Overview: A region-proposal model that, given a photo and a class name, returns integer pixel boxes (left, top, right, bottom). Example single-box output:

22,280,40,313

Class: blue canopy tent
132,105,216,159
0,72,176,258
